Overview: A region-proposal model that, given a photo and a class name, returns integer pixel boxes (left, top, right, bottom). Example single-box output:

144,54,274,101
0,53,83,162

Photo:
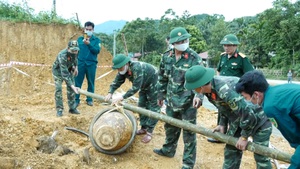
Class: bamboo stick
78,89,292,163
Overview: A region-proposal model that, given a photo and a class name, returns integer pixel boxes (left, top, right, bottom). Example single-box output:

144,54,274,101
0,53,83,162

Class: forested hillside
96,0,300,79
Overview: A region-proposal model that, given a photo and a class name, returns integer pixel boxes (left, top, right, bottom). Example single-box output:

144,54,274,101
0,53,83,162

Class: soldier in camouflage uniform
208,34,254,143
52,40,80,117
153,27,203,169
104,54,160,143
184,65,272,169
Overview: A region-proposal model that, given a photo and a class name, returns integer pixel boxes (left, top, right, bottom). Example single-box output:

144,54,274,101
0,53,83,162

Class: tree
258,0,300,69
119,18,156,56
185,25,207,53
207,19,229,67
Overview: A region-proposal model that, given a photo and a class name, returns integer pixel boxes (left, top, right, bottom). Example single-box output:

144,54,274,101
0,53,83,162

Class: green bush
139,52,162,67
0,1,77,25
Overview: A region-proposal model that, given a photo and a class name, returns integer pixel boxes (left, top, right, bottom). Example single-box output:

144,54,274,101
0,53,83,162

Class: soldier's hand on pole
236,137,248,151
71,85,79,94
105,93,112,102
111,95,124,105
212,125,225,133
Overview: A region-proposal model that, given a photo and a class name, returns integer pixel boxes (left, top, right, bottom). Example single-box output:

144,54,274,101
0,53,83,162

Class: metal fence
259,69,284,77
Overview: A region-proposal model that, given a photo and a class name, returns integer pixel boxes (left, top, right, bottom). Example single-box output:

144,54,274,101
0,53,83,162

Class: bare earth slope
0,21,294,169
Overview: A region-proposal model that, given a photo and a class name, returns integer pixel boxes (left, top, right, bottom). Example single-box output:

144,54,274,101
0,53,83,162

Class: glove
105,93,112,101
111,95,124,105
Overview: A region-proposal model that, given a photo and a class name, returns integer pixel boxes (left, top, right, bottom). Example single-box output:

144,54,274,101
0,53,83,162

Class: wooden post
121,33,128,56
52,0,56,17
78,89,292,163
75,13,81,29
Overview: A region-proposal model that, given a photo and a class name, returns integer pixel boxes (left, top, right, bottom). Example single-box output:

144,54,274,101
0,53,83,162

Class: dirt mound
0,21,294,169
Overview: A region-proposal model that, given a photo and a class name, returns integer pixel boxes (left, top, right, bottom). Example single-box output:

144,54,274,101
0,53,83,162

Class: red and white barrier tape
96,70,114,80
0,61,51,67
98,65,112,68
0,61,112,68
1,62,114,86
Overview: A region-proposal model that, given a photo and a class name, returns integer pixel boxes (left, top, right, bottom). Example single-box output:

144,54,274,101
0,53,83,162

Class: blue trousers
75,62,97,103
289,146,300,169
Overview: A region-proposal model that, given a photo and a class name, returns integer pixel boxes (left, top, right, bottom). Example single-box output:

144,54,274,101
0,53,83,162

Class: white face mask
85,30,93,37
174,42,189,51
119,65,128,75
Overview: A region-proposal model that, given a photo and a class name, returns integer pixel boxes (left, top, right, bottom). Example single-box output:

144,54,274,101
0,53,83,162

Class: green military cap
169,27,191,44
68,40,80,51
220,34,240,45
112,54,130,69
184,65,215,90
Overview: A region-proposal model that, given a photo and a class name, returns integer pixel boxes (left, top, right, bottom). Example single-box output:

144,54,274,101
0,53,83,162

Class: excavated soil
0,21,294,169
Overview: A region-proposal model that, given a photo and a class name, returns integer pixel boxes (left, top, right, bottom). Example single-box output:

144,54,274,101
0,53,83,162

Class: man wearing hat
52,40,80,117
208,34,254,143
153,27,203,169
184,65,272,169
104,54,160,143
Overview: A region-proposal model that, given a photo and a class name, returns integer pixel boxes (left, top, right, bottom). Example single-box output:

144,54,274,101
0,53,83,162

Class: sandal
136,128,147,135
141,132,152,143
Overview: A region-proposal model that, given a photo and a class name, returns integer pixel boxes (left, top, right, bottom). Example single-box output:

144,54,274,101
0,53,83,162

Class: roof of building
199,51,208,59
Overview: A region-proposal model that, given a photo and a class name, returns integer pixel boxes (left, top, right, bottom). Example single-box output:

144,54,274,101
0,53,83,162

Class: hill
94,20,127,34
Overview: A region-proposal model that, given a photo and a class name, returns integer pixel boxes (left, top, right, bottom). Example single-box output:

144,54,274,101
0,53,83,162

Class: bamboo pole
78,89,292,163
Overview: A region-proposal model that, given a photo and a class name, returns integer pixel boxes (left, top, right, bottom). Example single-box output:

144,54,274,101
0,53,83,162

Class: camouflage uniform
108,61,160,133
206,76,272,169
52,49,77,113
157,48,202,169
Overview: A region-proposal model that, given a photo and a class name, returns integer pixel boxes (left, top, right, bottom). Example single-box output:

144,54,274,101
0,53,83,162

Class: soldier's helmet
112,54,131,69
169,27,191,44
220,34,240,45
184,65,215,90
68,40,80,51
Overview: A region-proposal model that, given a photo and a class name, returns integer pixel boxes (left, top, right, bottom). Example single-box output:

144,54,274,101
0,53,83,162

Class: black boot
69,109,80,114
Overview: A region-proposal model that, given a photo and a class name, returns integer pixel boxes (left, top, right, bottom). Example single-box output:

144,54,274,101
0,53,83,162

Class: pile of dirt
0,21,294,169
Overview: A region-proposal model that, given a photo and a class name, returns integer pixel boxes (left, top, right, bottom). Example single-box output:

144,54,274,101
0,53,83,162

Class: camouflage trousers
53,74,76,112
138,80,160,133
223,125,272,169
161,105,197,169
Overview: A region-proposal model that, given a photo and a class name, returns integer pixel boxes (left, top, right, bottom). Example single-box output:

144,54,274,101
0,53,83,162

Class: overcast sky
6,0,280,25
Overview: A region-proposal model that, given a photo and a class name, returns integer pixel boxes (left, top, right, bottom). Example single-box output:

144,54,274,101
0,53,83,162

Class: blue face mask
245,94,260,107
85,31,93,37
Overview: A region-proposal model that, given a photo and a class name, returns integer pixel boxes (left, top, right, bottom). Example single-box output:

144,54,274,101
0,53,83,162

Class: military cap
112,54,130,69
220,34,240,45
184,65,215,90
169,27,191,44
68,40,80,51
